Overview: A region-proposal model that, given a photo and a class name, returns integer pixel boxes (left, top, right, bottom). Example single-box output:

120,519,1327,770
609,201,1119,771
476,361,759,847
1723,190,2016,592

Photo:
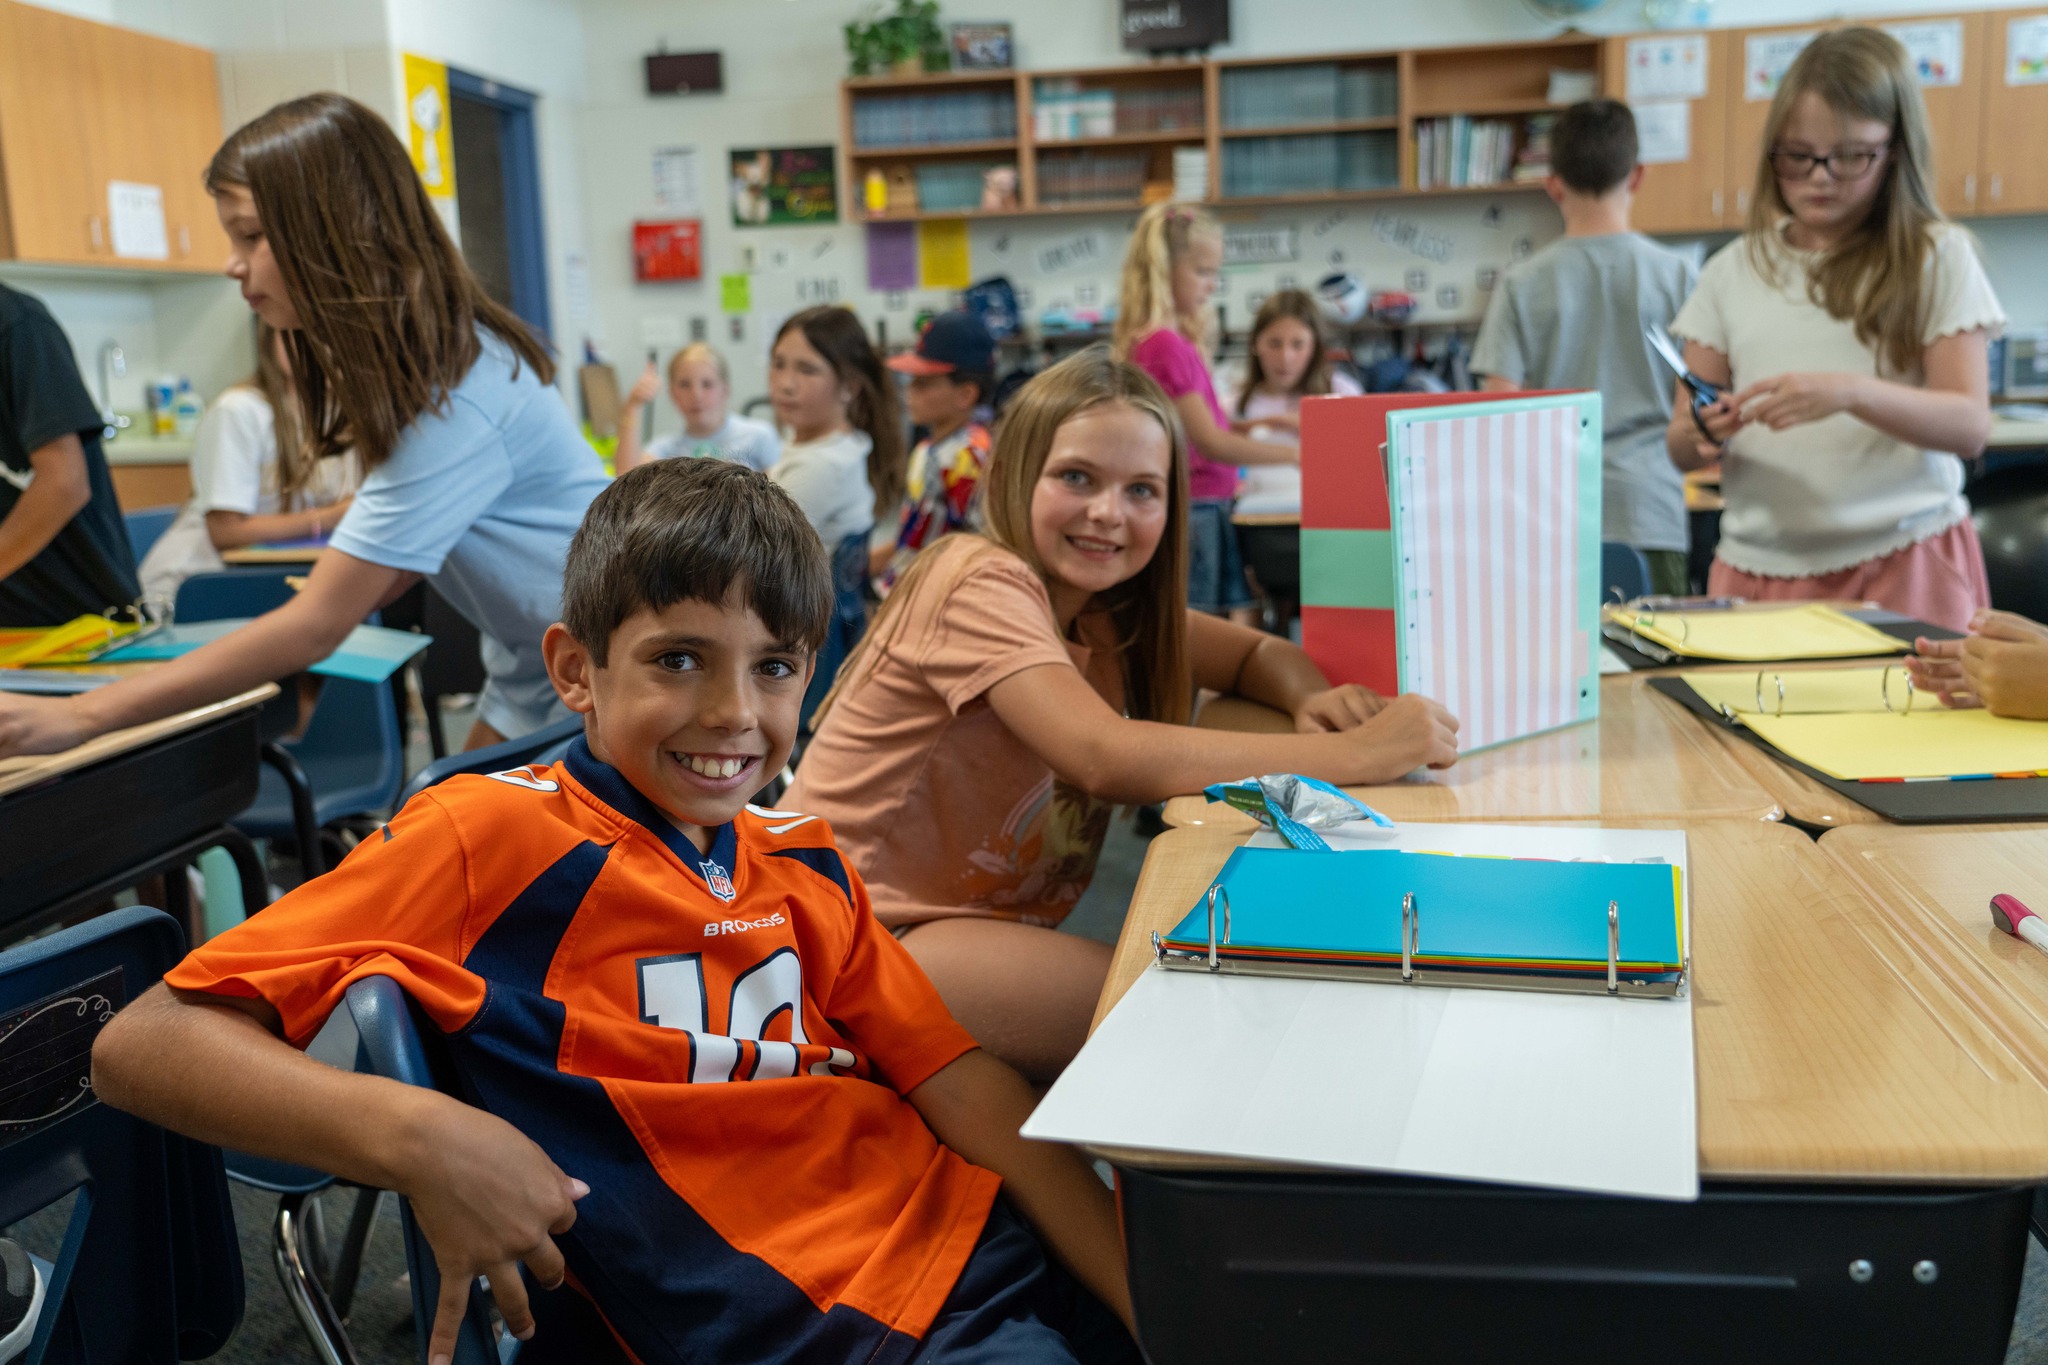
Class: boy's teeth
684,755,746,778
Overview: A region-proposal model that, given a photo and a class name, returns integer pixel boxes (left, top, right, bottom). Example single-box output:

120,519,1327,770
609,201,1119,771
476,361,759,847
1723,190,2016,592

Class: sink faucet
96,340,130,437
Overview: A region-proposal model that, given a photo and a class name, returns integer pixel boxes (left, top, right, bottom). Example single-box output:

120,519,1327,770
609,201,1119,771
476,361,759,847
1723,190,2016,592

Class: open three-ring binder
1154,845,1688,999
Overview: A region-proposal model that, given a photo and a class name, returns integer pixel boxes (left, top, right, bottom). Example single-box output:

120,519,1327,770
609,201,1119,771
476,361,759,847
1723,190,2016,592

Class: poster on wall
1632,101,1690,165
652,147,703,216
2008,15,2048,86
1744,32,1817,102
633,220,703,281
1881,21,1963,88
729,147,839,227
402,54,457,206
1624,35,1708,102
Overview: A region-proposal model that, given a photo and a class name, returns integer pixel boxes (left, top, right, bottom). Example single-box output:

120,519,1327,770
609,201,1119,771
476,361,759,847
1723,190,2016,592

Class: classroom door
1982,8,2048,216
446,69,552,338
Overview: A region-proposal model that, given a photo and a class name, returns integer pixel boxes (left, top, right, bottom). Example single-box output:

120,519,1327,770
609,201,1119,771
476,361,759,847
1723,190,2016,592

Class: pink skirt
1706,519,1991,633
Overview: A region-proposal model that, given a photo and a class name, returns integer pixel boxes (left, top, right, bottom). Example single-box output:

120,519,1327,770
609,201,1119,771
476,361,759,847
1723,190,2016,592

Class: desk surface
1163,673,1782,829
221,544,324,565
1823,824,2048,1091
0,685,278,799
1101,820,2048,1182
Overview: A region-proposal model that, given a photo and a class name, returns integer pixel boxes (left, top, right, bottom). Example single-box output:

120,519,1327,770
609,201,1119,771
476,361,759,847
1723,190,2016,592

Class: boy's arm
95,982,586,1361
0,435,92,581
907,1048,1134,1331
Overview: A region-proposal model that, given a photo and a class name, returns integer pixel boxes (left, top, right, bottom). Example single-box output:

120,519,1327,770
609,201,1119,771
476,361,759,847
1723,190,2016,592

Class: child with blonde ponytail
1115,202,1294,623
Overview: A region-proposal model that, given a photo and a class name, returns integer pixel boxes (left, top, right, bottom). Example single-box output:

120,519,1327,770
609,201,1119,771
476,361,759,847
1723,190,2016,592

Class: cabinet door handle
1965,172,1977,207
1992,174,2004,203
1711,188,1723,219
88,216,103,251
1736,188,1750,214
178,226,190,257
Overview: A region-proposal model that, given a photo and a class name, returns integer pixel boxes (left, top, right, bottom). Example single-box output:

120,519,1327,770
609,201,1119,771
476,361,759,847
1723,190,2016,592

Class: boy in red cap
876,311,996,593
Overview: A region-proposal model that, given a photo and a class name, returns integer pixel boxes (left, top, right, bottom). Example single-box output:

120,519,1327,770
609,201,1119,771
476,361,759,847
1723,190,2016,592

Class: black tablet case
1649,675,2048,824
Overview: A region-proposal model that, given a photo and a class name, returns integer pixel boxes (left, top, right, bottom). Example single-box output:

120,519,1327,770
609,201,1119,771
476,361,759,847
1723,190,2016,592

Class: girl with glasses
1663,27,2003,631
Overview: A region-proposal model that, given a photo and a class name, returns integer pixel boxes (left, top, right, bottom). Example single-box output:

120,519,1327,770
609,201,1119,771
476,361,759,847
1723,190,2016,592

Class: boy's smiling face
543,595,811,851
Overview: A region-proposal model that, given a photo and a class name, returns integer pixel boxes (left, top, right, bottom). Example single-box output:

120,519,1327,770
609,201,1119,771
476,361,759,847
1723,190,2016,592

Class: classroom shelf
1033,130,1207,149
1409,97,1574,119
1216,118,1398,139
847,139,1021,158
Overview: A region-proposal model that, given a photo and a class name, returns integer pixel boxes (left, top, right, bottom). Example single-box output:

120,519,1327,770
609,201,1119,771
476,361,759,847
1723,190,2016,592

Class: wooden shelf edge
845,69,1021,90
1034,130,1208,149
1218,118,1398,138
849,139,1021,159
1411,98,1574,119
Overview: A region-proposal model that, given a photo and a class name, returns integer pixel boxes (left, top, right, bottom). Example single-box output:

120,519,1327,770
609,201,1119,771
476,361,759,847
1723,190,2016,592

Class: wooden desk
0,686,277,938
1103,820,2048,1182
221,543,324,565
1164,673,1783,830
1823,824,2048,1090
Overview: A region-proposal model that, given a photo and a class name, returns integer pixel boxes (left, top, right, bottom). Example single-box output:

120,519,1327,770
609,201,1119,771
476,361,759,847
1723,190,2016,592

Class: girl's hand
1733,373,1865,432
1294,683,1387,733
1694,395,1743,448
1957,610,2048,720
402,1099,588,1363
623,360,661,411
0,694,93,759
1904,636,1977,708
1332,692,1460,782
1253,411,1301,433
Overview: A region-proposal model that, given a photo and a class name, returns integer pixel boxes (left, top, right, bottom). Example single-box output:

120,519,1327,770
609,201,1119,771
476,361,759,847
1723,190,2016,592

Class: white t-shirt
137,387,359,600
330,331,610,738
1671,222,2005,577
643,413,780,473
771,428,875,549
1228,371,1363,516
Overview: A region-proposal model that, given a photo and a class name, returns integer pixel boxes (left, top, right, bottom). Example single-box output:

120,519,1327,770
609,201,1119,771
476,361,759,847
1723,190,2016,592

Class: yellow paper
0,616,135,667
1681,666,1912,716
401,54,456,201
916,219,971,289
1613,603,1905,661
1740,708,2048,780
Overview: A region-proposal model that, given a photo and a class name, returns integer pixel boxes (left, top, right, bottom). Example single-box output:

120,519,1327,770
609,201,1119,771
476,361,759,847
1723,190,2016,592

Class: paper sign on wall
865,221,918,291
652,146,703,216
1625,35,1708,102
2009,15,2048,86
917,219,971,289
1036,229,1110,276
1745,31,1817,101
1632,101,1690,166
632,219,702,281
107,182,168,261
1882,20,1963,88
402,54,456,200
1223,224,1299,266
719,273,751,313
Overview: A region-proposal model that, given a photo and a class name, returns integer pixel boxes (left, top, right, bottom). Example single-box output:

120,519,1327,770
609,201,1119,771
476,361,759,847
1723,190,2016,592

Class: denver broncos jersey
165,738,1000,1362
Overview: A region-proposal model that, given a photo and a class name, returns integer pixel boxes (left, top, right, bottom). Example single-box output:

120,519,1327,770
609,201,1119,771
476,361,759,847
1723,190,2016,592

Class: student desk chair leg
260,740,328,879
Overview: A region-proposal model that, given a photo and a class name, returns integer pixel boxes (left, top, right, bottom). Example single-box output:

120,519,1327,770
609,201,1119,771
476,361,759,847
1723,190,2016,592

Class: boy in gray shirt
1473,99,1696,596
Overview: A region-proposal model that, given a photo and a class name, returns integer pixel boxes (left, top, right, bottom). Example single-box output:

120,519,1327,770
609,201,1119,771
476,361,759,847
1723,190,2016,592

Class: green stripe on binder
1300,529,1396,610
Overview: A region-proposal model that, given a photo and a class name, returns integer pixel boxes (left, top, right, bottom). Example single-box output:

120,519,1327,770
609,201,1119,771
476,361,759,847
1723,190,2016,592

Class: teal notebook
99,620,430,684
1159,845,1685,996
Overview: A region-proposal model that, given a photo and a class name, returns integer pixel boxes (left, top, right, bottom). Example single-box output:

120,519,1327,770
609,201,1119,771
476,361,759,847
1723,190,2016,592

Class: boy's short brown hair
1551,99,1639,196
561,458,832,665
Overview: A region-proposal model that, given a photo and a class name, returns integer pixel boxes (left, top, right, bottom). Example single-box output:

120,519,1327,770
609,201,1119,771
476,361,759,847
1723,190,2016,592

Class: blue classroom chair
396,715,582,808
1601,541,1652,604
174,568,298,622
122,506,180,564
0,907,243,1362
234,677,406,878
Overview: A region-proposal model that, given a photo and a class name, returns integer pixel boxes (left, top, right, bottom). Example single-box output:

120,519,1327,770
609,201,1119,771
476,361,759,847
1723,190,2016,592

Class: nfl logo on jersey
700,857,736,903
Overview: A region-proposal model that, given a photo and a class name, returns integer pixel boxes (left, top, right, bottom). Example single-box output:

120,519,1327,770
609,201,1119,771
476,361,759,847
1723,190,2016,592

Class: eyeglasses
1769,144,1889,182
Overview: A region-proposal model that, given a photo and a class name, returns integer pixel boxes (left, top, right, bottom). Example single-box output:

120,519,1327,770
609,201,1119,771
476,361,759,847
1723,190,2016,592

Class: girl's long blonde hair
1111,201,1221,358
1746,27,1945,377
814,346,1191,729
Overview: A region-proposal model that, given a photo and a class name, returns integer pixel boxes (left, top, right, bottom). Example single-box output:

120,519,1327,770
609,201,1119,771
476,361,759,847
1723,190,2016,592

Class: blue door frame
446,67,552,341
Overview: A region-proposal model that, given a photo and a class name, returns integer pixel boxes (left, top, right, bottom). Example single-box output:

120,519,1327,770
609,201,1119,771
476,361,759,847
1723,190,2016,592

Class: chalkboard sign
0,968,122,1152
1121,0,1229,51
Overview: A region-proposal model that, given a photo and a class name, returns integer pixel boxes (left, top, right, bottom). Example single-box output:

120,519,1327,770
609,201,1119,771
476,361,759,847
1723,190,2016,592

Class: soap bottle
172,379,203,438
151,378,178,437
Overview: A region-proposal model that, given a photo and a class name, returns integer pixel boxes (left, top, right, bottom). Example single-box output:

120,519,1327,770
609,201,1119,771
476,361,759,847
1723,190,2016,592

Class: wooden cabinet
1606,31,1735,233
1981,7,2048,215
0,1,226,272
1721,20,1834,226
1877,13,1988,217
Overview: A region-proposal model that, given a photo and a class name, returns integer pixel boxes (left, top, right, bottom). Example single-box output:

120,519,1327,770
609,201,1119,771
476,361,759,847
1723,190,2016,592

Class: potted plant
845,0,948,77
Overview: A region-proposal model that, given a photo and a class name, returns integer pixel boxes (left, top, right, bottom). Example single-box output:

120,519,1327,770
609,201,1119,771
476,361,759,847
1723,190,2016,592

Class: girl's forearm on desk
1848,376,1992,457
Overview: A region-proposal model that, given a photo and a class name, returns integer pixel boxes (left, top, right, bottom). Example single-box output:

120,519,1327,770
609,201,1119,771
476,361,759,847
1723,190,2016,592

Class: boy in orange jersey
92,458,1136,1364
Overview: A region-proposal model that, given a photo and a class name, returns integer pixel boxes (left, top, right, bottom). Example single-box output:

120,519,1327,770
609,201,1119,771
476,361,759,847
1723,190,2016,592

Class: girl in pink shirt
787,349,1459,1083
1115,202,1294,625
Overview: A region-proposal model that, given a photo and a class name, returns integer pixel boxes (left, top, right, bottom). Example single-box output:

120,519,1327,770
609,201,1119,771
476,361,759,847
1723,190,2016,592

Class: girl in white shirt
139,323,358,600
1667,27,2003,631
613,342,779,474
1229,290,1363,516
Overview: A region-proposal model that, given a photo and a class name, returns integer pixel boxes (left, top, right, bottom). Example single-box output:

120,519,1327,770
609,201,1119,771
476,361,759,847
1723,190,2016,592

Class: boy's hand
402,1099,588,1363
1334,692,1460,781
1733,372,1863,431
623,360,661,411
1294,683,1387,733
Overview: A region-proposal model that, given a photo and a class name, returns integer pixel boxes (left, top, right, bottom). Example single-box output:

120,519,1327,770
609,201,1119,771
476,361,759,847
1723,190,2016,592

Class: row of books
1219,131,1397,199
1033,81,1204,141
1219,61,1397,129
852,89,1017,149
1414,114,1553,190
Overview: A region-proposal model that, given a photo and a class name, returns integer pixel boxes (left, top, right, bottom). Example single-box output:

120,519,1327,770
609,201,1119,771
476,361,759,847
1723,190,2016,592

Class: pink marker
1990,894,2048,958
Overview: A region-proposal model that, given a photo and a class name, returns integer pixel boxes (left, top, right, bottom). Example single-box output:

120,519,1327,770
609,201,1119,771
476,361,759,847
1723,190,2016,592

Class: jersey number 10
636,947,856,1083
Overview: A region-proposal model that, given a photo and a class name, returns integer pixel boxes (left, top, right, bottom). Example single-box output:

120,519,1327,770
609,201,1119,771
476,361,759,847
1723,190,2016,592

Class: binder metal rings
1755,670,1786,717
1400,892,1416,982
1881,664,1915,716
1205,884,1233,971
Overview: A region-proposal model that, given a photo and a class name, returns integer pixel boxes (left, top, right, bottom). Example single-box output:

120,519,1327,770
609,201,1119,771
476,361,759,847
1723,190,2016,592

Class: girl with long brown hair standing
1665,28,2004,630
0,93,609,758
787,348,1459,1083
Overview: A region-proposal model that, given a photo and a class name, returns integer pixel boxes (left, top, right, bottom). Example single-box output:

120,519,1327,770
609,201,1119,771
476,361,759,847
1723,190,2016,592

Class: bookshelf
837,35,1605,221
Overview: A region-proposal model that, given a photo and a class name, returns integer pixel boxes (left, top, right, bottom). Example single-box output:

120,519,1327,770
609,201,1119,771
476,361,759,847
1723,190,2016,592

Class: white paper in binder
1022,822,1699,1201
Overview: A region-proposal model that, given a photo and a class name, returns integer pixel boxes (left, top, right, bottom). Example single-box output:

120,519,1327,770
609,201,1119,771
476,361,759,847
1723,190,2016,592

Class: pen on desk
1990,894,2048,957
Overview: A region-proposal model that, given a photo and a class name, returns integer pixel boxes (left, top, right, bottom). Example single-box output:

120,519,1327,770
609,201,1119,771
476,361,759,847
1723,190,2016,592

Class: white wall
574,0,2048,431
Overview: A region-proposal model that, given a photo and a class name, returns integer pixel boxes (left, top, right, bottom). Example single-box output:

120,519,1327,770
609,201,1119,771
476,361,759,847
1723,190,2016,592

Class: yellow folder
1611,603,1906,662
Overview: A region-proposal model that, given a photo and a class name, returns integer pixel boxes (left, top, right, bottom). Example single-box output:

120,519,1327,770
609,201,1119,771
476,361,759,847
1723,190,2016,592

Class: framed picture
950,23,1013,71
729,146,839,227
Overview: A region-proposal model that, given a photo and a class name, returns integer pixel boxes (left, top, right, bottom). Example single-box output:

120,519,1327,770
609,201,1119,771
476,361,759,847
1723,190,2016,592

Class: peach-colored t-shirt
786,538,1122,929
